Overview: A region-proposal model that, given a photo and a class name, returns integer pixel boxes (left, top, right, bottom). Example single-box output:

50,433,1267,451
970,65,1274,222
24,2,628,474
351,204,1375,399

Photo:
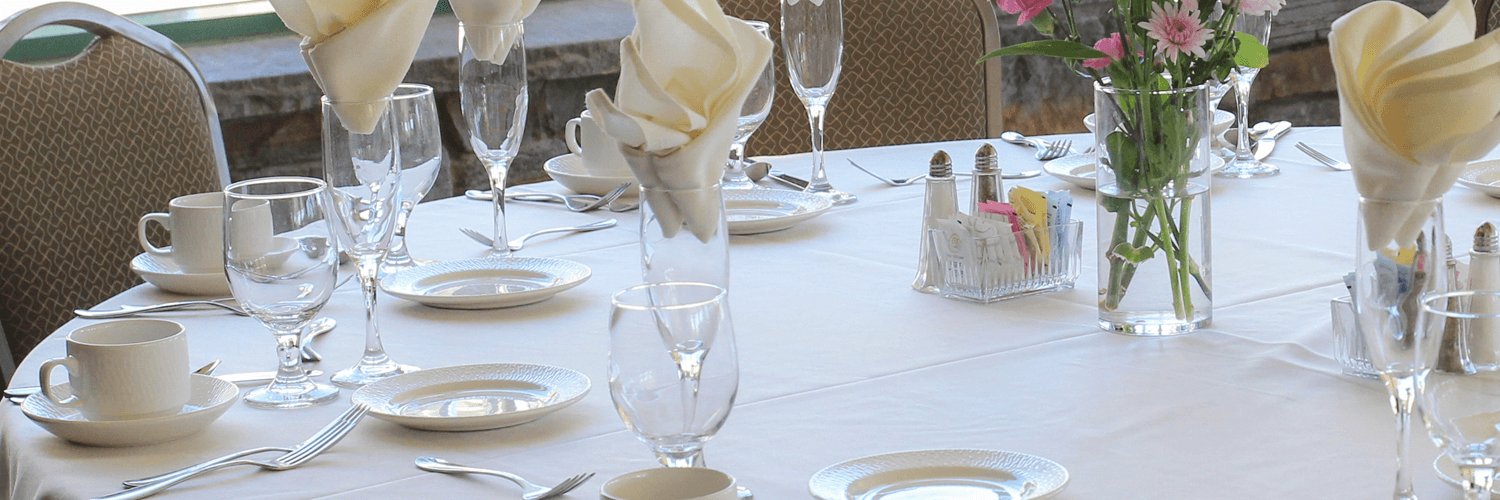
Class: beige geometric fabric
1486,0,1500,37
0,35,221,366
720,0,999,157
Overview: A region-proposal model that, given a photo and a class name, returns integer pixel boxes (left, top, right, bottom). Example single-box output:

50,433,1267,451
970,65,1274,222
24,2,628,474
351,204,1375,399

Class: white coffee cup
139,192,227,273
565,110,633,177
39,319,190,421
601,468,738,500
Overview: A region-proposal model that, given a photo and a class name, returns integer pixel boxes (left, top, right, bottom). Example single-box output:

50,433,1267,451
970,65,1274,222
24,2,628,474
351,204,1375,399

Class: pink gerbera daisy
1238,0,1285,16
1138,2,1214,63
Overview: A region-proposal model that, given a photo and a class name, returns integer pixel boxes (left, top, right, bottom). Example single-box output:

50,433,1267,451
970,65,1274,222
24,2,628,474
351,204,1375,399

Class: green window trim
5,0,453,62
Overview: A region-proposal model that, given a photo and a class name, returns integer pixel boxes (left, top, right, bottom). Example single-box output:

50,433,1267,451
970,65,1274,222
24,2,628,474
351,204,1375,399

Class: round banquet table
5,127,1499,499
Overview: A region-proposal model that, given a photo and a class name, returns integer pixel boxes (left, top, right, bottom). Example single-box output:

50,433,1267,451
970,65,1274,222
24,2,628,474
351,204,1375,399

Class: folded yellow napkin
584,0,773,241
452,0,539,65
1332,0,1500,250
270,0,438,134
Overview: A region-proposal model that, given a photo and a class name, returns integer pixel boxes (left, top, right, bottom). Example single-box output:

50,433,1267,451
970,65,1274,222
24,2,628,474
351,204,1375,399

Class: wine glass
1354,197,1446,500
321,94,417,388
609,282,742,484
223,177,340,409
1419,290,1500,500
722,20,775,190
379,83,444,276
782,0,855,205
460,21,528,258
1217,11,1276,178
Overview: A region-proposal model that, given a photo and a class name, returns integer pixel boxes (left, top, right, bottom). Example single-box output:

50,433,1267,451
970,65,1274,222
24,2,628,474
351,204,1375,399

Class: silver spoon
460,219,617,251
299,318,337,362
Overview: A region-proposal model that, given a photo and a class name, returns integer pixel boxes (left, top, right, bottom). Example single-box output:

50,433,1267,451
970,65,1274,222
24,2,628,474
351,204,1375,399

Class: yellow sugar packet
1009,186,1051,261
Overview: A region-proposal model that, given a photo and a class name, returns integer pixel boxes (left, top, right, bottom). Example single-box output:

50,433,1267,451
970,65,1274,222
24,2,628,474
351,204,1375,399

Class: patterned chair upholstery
1479,0,1500,37
0,2,228,374
719,0,1004,157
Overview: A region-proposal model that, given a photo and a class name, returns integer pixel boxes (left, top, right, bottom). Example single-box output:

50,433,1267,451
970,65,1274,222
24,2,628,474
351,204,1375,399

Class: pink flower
1138,2,1215,63
996,0,1053,25
1083,32,1125,69
1237,0,1285,16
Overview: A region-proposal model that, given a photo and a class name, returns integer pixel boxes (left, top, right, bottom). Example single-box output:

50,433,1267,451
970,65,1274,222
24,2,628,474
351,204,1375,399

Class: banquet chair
0,2,229,382
719,0,1005,157
1479,0,1500,37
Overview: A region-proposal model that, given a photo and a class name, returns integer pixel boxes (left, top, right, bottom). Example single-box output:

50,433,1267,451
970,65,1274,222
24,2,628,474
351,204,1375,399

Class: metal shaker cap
1477,222,1499,253
929,150,953,178
974,143,998,173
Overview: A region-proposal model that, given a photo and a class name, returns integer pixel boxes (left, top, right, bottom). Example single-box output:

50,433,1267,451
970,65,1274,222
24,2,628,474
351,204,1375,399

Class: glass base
1215,160,1280,179
243,380,339,410
737,486,753,499
722,178,762,190
806,186,857,205
378,255,435,278
331,359,418,388
1100,315,1209,336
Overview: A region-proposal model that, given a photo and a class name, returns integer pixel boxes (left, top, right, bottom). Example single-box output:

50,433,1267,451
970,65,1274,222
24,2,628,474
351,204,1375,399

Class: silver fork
460,219,617,251
1037,139,1073,161
415,456,594,500
467,183,631,213
98,404,370,499
1295,142,1352,171
75,298,246,319
847,159,923,186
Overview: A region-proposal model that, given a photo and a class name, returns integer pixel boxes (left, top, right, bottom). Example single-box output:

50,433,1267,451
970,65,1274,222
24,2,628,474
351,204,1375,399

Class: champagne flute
722,20,775,190
380,83,444,275
224,177,340,409
460,21,528,258
322,95,417,388
1418,290,1500,500
1217,11,1276,178
781,0,855,205
609,282,741,479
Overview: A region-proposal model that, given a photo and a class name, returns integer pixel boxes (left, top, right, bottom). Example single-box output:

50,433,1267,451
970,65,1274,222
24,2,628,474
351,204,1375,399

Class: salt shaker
970,143,1003,214
1469,223,1500,368
913,151,957,294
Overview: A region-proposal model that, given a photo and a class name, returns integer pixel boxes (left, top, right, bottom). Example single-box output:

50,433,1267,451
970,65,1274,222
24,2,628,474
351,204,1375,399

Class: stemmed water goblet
322,95,417,388
460,20,528,258
782,0,855,205
1218,11,1276,178
722,20,775,190
608,282,748,497
223,177,340,409
379,83,444,276
1418,290,1500,500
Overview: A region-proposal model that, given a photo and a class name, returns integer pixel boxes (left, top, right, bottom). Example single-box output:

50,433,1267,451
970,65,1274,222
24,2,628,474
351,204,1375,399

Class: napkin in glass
451,0,540,65
584,0,773,242
1332,0,1500,250
270,0,439,134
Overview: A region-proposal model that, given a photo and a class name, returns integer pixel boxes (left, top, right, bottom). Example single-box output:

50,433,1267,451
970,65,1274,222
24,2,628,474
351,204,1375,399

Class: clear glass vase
640,184,729,288
1095,82,1213,335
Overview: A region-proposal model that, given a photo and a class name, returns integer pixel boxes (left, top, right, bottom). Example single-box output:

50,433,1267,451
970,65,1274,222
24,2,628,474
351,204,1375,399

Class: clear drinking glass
723,20,775,190
1354,197,1446,500
609,282,740,470
460,21,528,258
379,83,444,276
781,0,855,205
224,177,340,409
1419,290,1500,500
640,184,729,288
322,95,417,388
1218,12,1276,179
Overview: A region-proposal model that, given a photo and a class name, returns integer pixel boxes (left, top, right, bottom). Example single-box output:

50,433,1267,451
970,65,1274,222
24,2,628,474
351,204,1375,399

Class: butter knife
1253,121,1292,160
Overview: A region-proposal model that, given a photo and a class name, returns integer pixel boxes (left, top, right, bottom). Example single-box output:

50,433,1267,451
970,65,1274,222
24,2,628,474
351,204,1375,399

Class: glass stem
1387,373,1418,500
1232,69,1256,162
657,448,705,469
805,102,831,191
489,160,511,258
386,203,413,263
725,139,751,184
1464,466,1496,500
271,326,311,386
357,257,390,363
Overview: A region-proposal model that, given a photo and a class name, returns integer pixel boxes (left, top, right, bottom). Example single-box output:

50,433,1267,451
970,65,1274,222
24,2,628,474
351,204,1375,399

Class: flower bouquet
981,0,1277,334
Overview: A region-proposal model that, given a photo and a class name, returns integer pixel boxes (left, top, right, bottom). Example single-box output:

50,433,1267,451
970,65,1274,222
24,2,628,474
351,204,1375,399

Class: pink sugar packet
976,201,1030,263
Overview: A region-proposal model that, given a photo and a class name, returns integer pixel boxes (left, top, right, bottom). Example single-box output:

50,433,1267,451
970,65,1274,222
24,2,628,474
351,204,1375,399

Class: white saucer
809,449,1069,500
1044,154,1225,190
380,257,591,310
544,154,637,197
350,363,590,432
725,189,833,235
21,374,238,447
131,253,230,296
1458,159,1500,198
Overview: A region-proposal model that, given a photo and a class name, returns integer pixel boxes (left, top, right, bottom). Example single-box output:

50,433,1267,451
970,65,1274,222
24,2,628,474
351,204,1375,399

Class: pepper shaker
913,151,958,294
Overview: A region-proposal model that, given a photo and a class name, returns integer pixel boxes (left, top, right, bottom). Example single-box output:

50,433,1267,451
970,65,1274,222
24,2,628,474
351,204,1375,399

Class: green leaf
1030,10,1056,37
978,40,1108,64
1111,242,1156,263
1234,32,1269,68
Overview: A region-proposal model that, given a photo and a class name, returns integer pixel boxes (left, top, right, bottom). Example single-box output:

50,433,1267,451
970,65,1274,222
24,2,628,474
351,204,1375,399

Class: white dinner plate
130,253,230,296
1458,159,1500,198
1044,154,1225,190
351,363,590,432
22,374,238,447
725,189,833,235
544,154,637,197
809,449,1069,500
380,257,591,310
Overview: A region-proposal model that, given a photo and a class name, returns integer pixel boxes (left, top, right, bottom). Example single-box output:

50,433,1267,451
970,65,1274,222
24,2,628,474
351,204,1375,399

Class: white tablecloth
6,127,1498,499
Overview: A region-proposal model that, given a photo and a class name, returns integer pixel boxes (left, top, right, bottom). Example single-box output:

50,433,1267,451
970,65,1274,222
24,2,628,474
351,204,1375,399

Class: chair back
719,0,1004,157
0,2,228,371
1480,0,1500,37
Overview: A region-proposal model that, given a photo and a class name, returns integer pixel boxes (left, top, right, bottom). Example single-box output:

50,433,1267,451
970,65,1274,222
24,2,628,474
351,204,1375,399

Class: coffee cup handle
38,357,82,407
565,117,585,156
138,213,173,257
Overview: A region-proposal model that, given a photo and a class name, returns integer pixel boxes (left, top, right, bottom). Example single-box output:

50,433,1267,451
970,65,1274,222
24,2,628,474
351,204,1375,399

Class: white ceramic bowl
544,154,637,197
602,468,738,500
